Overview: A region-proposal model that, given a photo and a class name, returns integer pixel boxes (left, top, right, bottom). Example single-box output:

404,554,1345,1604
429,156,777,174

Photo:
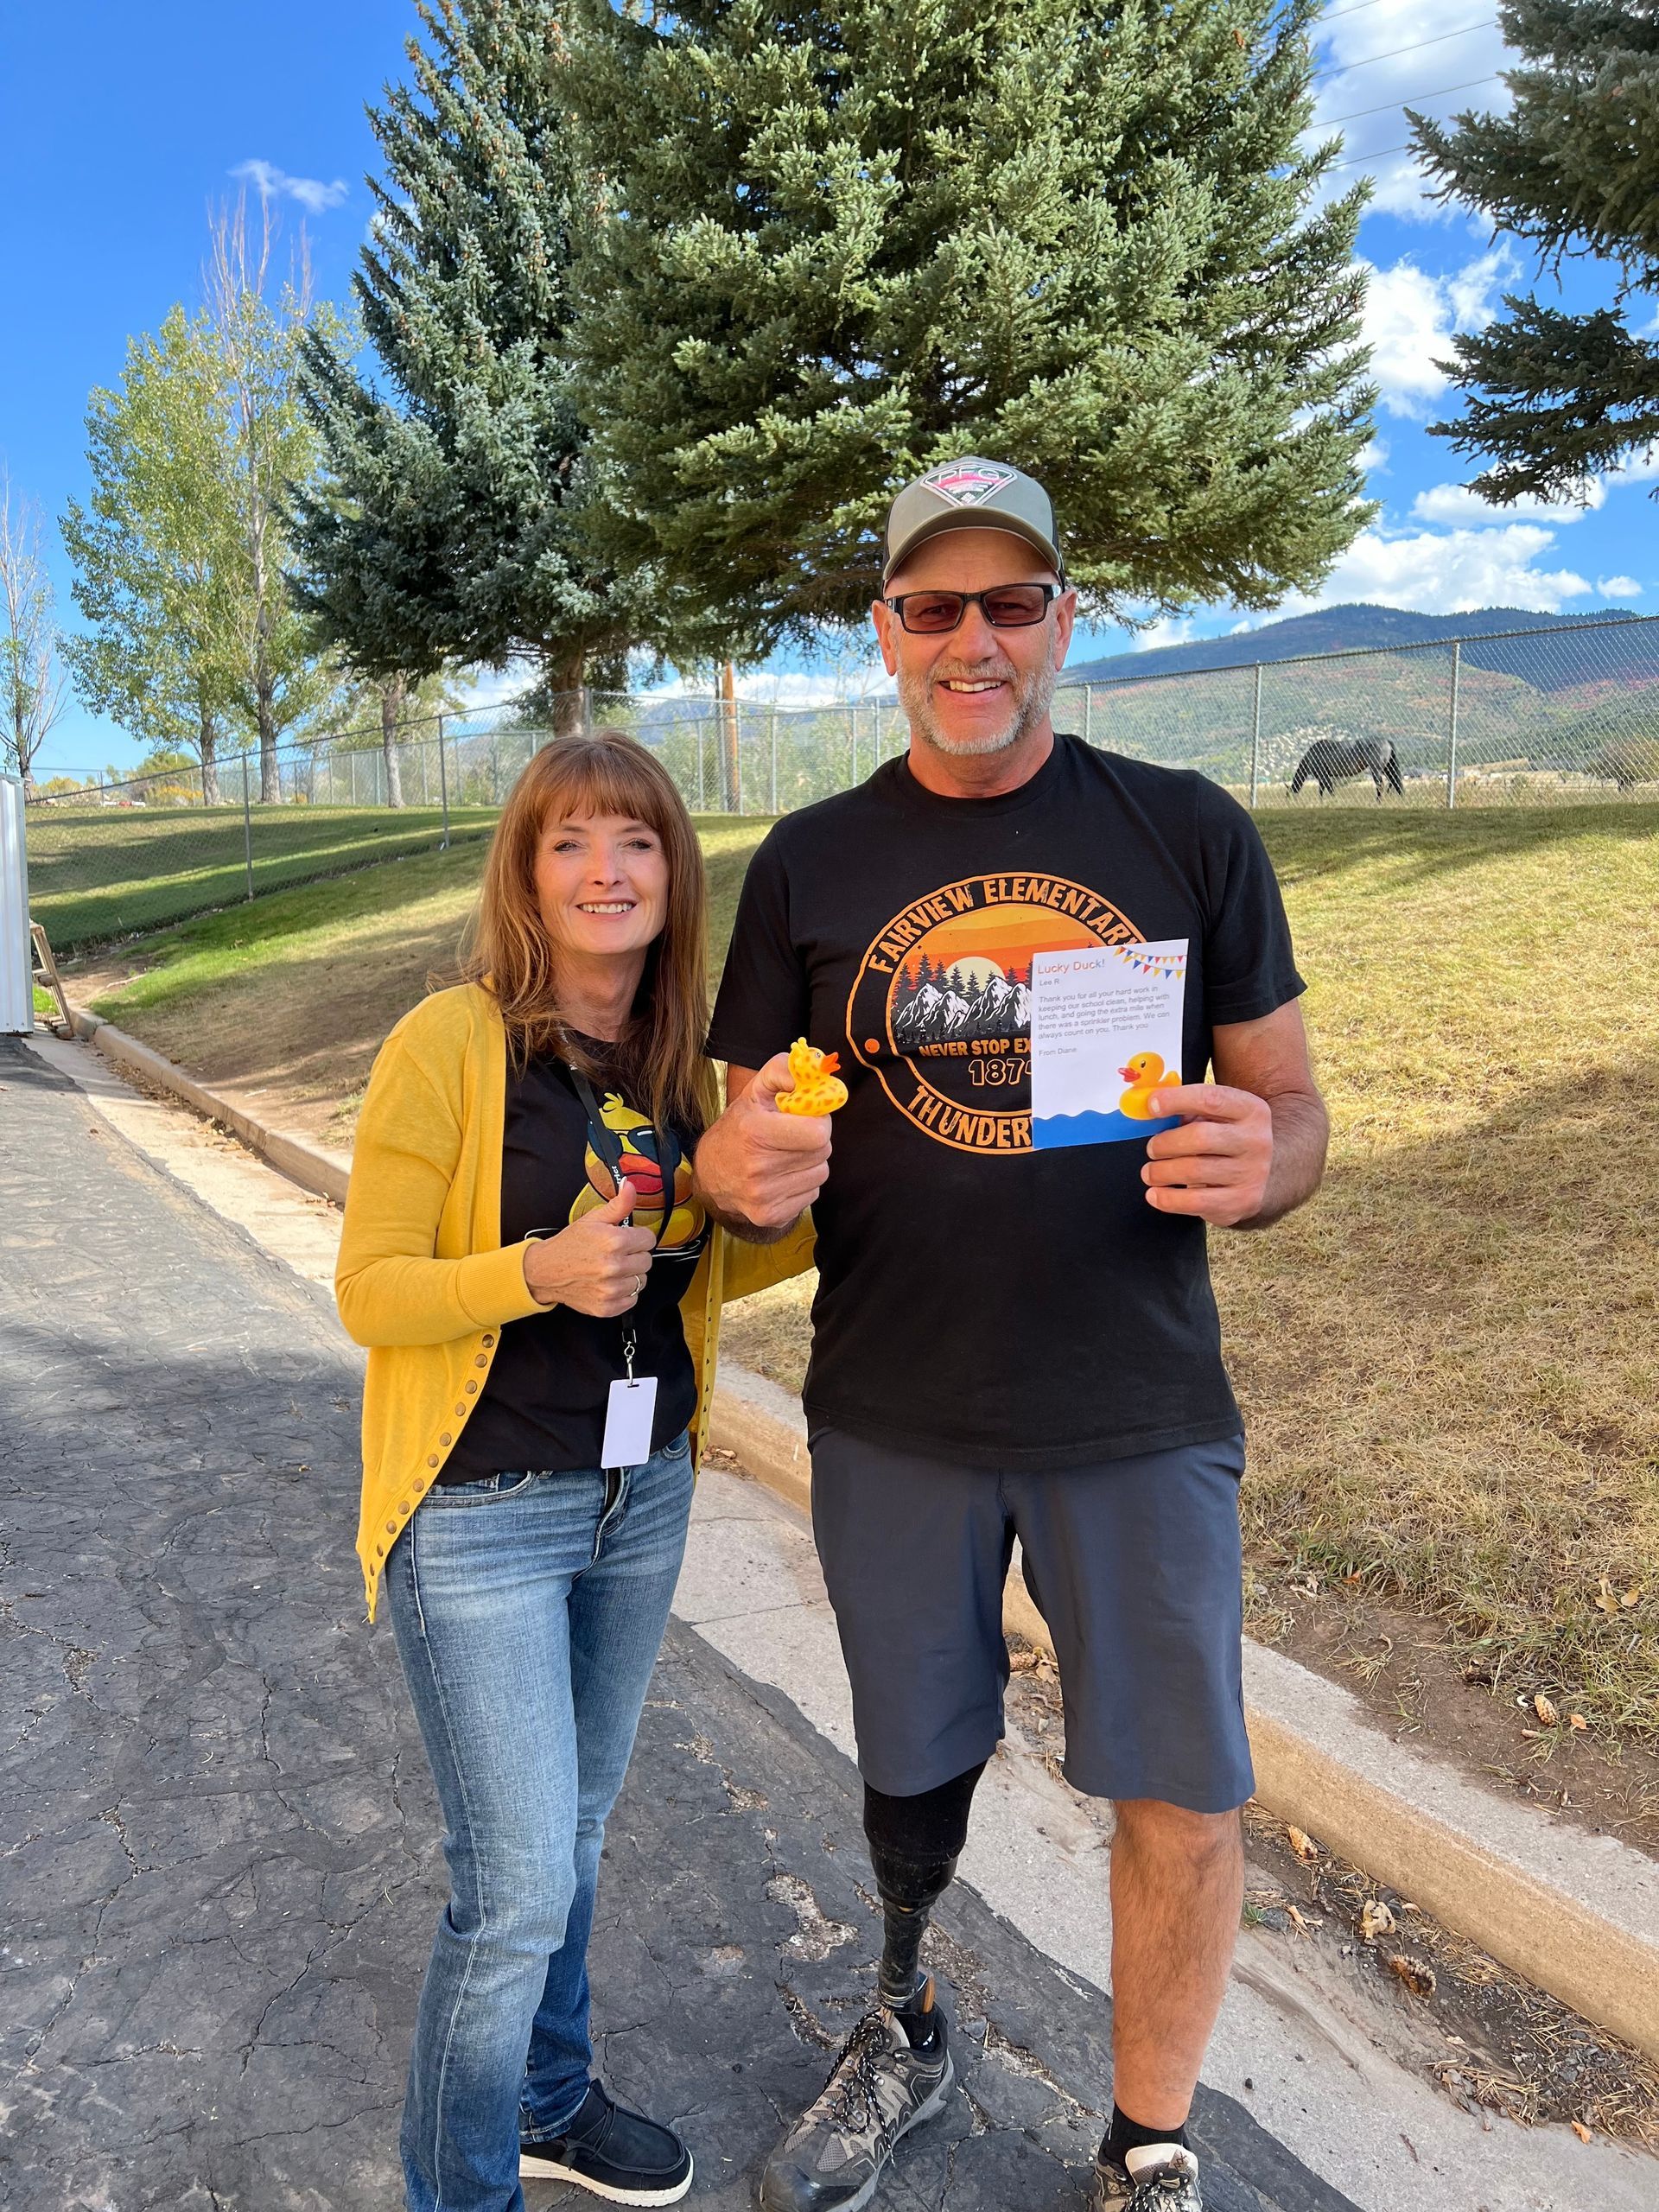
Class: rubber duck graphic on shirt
567,1090,705,1253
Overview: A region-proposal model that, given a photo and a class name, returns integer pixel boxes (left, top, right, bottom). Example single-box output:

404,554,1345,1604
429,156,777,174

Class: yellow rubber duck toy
776,1038,849,1116
1118,1052,1179,1120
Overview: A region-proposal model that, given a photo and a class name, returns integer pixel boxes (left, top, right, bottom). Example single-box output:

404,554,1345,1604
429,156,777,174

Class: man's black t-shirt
442,1047,709,1481
706,736,1304,1469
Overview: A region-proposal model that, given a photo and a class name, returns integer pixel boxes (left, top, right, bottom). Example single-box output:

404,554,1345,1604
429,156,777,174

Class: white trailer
1,775,34,1034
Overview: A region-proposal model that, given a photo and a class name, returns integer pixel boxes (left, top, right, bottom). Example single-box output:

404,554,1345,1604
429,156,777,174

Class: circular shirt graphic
845,871,1143,1153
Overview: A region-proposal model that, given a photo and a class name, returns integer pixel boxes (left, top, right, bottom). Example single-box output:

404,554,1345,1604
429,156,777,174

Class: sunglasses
882,583,1062,635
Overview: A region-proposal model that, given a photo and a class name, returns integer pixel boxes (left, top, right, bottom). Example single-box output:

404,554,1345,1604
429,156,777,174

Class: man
694,460,1327,2212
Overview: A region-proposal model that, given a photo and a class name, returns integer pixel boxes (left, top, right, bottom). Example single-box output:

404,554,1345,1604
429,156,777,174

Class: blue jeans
384,1433,695,2212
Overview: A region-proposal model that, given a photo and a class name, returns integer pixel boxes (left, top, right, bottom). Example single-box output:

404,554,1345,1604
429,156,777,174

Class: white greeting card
1029,939,1188,1150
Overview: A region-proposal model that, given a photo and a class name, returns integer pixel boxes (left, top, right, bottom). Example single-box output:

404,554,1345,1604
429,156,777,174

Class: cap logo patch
924,461,1017,508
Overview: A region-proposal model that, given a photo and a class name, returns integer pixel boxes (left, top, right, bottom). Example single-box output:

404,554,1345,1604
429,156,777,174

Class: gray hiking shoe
759,1993,955,2210
1093,2142,1203,2211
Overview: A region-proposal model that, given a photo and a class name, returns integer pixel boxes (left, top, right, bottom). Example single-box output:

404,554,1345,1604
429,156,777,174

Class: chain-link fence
25,613,1659,951
1053,612,1659,808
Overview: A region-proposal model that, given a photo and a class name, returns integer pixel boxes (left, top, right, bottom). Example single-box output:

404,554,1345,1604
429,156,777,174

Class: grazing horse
1289,734,1404,799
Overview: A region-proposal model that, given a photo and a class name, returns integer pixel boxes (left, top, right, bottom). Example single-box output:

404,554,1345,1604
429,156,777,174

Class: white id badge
601,1376,658,1469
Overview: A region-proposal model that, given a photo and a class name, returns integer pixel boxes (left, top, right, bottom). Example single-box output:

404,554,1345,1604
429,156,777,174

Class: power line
1325,139,1420,170
1315,0,1407,23
1319,72,1503,126
1310,18,1498,83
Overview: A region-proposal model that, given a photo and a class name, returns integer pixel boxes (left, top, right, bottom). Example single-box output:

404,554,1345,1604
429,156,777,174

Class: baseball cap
882,457,1063,588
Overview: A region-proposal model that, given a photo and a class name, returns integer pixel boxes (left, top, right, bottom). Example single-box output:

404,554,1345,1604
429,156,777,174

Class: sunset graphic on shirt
846,870,1145,1154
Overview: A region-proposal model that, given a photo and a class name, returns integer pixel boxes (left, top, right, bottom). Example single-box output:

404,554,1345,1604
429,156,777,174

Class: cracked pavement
0,1037,1352,2211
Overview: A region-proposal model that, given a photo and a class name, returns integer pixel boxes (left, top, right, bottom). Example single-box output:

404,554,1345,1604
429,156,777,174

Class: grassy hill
1069,601,1659,688
66,804,1659,1753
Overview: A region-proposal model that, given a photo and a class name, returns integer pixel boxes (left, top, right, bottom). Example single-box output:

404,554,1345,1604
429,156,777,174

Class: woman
336,730,813,2212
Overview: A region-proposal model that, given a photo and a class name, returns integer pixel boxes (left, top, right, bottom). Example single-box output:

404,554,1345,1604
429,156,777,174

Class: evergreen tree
1414,2,1659,499
567,0,1375,658
290,0,627,730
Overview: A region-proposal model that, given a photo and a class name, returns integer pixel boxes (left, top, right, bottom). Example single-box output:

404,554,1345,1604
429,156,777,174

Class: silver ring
634,1276,645,1297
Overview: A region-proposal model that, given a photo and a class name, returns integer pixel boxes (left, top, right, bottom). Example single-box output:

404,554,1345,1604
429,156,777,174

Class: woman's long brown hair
462,729,717,1137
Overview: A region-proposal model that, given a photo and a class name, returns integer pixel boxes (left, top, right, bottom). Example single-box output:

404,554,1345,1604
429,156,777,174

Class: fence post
1446,640,1462,810
770,705,779,813
1249,663,1263,810
491,733,501,805
437,715,450,849
240,752,255,901
1084,686,1093,748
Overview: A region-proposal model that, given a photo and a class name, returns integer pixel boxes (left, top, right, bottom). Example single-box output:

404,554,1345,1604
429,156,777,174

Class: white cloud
1611,444,1659,486
1134,617,1195,653
1308,0,1516,222
1357,437,1390,477
1597,575,1643,600
1299,522,1592,615
644,670,893,707
232,159,348,214
1359,248,1516,418
1410,479,1605,526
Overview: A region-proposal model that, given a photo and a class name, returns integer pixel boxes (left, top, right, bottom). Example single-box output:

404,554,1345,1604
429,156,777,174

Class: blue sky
4,1,1655,779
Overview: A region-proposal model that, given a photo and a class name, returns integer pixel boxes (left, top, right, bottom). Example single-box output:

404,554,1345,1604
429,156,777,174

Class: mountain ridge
1067,602,1650,687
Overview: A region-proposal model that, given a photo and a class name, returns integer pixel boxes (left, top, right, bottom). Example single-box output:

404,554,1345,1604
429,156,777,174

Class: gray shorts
809,1426,1254,1815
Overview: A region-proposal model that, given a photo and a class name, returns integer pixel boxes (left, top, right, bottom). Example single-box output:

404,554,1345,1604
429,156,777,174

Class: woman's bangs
532,740,677,845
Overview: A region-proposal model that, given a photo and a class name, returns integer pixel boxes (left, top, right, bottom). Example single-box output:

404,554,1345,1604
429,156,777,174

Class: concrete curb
68,1010,352,1206
54,1005,1659,2062
707,1353,1659,2066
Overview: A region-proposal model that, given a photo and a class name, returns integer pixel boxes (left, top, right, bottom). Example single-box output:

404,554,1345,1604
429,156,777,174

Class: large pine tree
567,0,1376,659
1413,2,1659,501
289,1,627,723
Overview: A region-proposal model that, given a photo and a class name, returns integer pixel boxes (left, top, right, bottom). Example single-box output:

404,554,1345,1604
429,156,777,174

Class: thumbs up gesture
522,1179,658,1314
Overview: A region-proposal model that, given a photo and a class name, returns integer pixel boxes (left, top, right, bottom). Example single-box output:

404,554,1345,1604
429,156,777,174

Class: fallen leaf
1385,1953,1437,1999
1593,1578,1620,1618
1534,1692,1558,1726
1571,2120,1592,2144
1361,1899,1396,1942
1568,1712,1588,1732
1621,1586,1641,1610
1287,1826,1319,1864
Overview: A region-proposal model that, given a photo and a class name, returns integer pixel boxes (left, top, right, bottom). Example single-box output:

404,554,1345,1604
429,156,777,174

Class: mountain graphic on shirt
893,963,1032,1046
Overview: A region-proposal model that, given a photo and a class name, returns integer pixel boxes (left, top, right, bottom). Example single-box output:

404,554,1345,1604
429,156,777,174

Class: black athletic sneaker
519,2082,693,2205
1093,2141,1204,2211
759,1989,955,2211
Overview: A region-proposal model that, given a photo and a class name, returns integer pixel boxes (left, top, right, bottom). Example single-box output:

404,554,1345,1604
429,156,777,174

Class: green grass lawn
27,801,501,952
67,800,1659,1753
68,817,765,1147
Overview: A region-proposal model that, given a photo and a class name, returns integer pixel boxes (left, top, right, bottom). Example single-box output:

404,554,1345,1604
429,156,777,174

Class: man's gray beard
899,653,1059,759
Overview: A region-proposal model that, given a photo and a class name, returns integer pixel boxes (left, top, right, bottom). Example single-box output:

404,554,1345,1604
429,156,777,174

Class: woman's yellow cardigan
336,982,814,1619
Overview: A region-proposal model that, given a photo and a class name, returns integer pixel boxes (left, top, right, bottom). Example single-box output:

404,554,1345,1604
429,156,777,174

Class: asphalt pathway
0,1036,1353,2212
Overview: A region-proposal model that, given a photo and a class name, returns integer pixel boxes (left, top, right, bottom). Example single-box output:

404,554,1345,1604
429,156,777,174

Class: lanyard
565,1064,682,1254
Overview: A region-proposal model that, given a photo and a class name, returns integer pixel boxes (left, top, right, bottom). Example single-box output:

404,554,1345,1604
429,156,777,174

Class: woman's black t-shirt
440,1044,709,1481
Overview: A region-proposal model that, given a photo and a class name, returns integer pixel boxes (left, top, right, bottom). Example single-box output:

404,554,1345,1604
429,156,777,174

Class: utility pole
1446,640,1462,810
